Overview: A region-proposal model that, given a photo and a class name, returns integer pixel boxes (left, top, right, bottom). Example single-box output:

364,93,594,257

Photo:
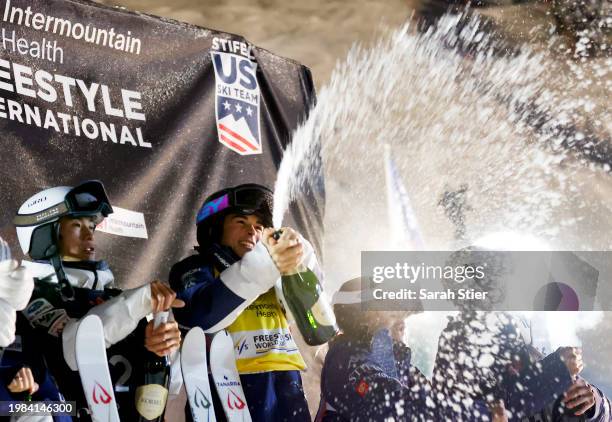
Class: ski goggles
14,180,113,227
65,181,113,220
196,184,273,225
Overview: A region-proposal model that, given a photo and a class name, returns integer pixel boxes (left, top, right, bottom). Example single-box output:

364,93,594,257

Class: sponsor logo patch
211,48,261,155
230,329,300,359
31,309,68,329
96,205,148,239
181,267,211,289
355,379,369,397
197,194,230,224
23,298,53,321
216,375,241,388
234,336,249,355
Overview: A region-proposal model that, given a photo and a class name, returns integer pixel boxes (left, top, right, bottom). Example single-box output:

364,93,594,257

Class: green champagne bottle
281,266,338,346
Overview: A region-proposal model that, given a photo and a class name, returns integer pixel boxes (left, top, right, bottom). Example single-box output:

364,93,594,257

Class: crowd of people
0,180,610,421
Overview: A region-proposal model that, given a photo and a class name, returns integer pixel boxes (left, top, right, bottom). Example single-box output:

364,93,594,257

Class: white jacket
22,260,152,370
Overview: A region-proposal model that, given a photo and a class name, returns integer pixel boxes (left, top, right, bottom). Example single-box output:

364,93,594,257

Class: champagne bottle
280,265,339,346
136,312,171,422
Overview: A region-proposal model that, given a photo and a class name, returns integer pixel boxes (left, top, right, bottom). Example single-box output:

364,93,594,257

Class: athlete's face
221,213,265,258
58,216,97,261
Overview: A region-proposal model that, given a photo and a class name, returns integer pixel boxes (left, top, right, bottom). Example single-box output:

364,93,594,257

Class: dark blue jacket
318,329,492,421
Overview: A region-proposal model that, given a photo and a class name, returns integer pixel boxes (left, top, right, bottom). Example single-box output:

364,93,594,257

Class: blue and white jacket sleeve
170,241,282,332
584,384,612,422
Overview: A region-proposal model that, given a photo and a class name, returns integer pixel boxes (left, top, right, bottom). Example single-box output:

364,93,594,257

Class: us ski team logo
212,51,262,155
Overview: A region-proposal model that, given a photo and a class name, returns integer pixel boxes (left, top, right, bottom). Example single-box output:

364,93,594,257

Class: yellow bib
227,289,306,374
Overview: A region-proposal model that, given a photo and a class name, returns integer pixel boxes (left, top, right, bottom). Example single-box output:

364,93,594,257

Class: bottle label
135,384,168,420
310,293,336,326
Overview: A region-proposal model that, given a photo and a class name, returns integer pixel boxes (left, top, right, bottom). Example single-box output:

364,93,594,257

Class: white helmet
14,180,113,260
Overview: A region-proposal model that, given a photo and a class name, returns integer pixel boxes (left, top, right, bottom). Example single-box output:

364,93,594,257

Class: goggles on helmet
196,184,273,226
65,181,113,220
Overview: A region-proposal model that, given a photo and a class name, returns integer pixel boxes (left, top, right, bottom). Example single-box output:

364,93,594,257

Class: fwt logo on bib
212,49,261,155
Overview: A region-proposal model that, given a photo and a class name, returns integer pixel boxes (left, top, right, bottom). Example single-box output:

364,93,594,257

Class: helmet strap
50,254,75,301
50,223,75,301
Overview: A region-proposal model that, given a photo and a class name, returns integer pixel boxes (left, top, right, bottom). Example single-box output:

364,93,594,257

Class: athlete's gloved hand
262,227,305,275
150,281,185,313
145,320,182,357
0,259,34,311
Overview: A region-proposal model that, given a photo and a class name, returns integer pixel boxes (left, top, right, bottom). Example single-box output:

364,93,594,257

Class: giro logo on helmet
27,196,47,207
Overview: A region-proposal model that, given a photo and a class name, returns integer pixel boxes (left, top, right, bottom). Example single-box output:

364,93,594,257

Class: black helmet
195,183,273,248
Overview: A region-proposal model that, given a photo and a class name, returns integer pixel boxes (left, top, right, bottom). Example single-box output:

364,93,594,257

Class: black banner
0,0,322,287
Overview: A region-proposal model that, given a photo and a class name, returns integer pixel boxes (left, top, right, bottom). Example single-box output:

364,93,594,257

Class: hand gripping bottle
273,231,338,345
